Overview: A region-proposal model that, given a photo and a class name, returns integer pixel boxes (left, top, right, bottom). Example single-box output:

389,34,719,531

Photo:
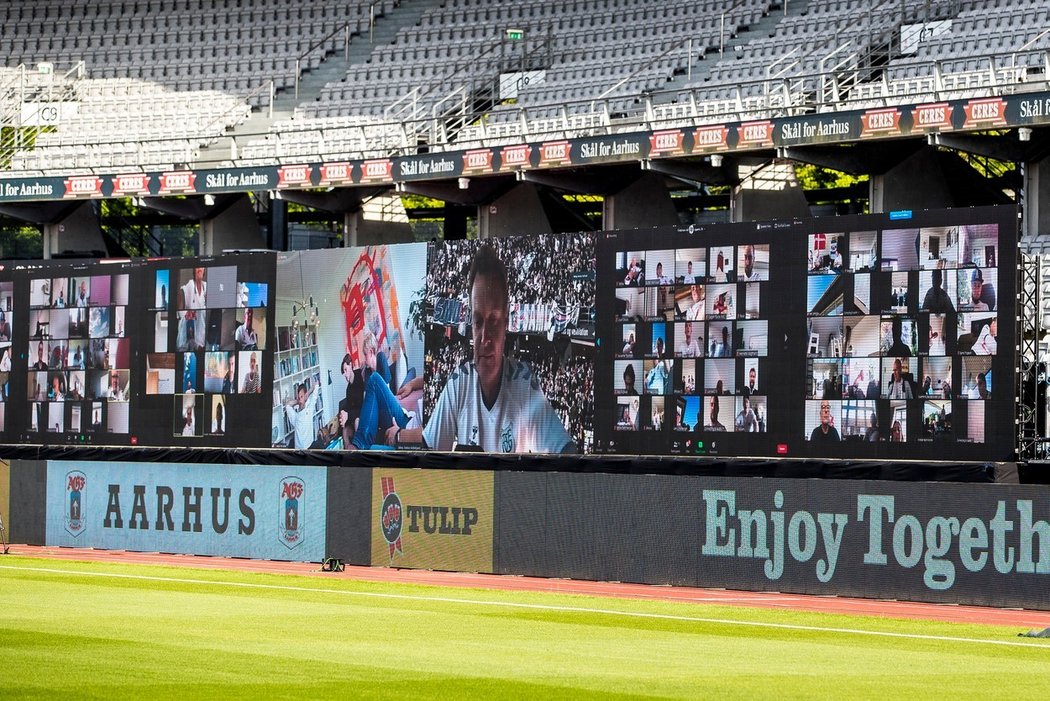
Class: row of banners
11,459,1050,609
3,92,1049,203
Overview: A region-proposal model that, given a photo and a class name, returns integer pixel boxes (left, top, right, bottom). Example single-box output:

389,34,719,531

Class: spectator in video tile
705,395,726,431
921,269,955,313
222,354,237,394
977,372,990,399
969,269,996,311
347,330,414,451
622,332,635,355
686,284,705,321
0,348,10,372
212,402,225,435
624,256,642,286
742,367,758,397
338,353,364,446
622,363,639,395
32,341,49,370
235,308,259,350
887,358,913,399
974,318,997,355
182,402,196,437
410,245,575,453
711,326,732,357
922,374,932,396
736,397,758,432
681,261,696,285
646,359,671,395
865,412,879,441
106,372,126,401
810,400,840,442
653,336,666,359
886,317,912,357
890,419,904,442
49,375,65,401
53,288,66,308
242,352,261,393
740,244,761,281
179,267,207,309
75,280,88,307
655,262,673,285
677,321,702,358
284,381,318,449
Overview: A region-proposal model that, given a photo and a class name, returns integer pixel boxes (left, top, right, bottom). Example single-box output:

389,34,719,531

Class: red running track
8,544,1050,629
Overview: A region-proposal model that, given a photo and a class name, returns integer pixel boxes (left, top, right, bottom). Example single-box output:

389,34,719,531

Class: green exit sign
505,28,524,40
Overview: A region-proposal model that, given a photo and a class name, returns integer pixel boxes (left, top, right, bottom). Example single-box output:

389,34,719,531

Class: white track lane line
3,564,1048,649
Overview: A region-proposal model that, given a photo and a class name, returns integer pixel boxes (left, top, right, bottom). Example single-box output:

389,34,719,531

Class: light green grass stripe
3,563,1047,650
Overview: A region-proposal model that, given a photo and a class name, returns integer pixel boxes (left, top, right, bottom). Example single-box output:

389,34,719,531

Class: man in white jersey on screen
396,244,575,453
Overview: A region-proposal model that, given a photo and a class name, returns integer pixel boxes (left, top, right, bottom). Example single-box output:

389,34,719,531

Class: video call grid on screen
598,207,1016,461
801,208,1015,459
600,225,786,457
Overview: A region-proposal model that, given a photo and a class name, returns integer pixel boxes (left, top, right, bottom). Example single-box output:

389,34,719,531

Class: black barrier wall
495,472,1050,610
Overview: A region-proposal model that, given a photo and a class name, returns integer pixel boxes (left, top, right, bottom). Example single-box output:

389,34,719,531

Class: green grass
2,556,1049,698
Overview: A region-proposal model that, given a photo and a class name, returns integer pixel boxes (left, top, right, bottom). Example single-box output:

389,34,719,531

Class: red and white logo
649,130,685,156
110,173,151,196
860,108,902,137
317,162,352,186
911,103,953,130
361,159,393,182
499,144,531,170
694,125,730,151
63,175,103,198
462,149,494,173
277,164,312,188
737,121,773,147
158,171,197,194
962,98,1007,128
539,141,571,166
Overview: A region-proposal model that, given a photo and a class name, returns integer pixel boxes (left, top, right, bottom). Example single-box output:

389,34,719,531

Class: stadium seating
1,0,1047,173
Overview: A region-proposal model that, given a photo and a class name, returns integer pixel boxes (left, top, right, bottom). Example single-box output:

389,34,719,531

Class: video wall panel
0,206,1016,461
595,206,1016,461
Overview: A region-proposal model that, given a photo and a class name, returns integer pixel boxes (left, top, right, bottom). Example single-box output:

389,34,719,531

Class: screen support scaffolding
1017,252,1042,461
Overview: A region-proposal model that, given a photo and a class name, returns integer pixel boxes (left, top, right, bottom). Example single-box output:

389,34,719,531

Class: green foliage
794,163,868,190
0,224,43,259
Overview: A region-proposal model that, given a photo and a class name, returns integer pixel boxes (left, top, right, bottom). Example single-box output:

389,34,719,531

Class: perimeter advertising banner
371,468,494,572
44,461,327,561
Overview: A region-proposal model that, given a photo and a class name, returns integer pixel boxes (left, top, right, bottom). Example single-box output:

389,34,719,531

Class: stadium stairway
656,0,801,104
197,0,439,167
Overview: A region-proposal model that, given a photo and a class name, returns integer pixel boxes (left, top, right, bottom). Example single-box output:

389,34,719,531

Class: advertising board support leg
0,511,9,554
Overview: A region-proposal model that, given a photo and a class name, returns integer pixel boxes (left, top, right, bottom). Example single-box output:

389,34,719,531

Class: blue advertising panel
45,461,327,561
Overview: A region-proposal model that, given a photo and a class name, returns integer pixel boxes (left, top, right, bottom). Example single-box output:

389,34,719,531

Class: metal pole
720,14,725,57
370,3,375,44
295,58,300,99
269,79,274,119
688,37,693,80
345,24,350,61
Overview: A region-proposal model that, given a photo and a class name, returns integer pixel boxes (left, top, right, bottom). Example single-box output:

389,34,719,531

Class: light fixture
203,193,215,206
458,177,470,190
1019,127,1033,142
290,254,320,331
710,154,724,167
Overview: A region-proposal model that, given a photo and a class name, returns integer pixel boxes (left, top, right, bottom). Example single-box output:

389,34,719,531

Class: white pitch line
2,564,1048,650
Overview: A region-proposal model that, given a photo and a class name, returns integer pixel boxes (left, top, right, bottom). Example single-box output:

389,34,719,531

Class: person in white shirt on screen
681,261,696,285
179,267,207,309
974,319,997,355
645,359,671,395
407,244,575,454
886,358,913,399
686,284,704,321
106,372,126,401
75,281,88,307
736,397,758,432
676,321,702,358
655,262,673,285
284,381,319,449
242,352,261,393
711,326,732,357
53,288,66,308
235,308,258,350
621,332,635,355
740,244,762,281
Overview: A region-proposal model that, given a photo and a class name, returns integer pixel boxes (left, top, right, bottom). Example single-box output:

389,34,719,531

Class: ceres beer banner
372,468,494,572
45,461,327,561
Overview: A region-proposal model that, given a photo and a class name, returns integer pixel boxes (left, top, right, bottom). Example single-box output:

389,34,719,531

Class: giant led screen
0,206,1015,461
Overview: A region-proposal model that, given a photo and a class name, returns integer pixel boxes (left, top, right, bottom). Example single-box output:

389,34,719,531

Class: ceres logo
65,470,86,537
379,476,404,561
278,476,305,549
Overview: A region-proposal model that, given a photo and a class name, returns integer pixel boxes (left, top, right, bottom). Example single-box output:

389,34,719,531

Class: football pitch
2,556,1049,698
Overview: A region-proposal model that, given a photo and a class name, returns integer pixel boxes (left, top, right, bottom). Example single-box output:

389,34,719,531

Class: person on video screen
622,363,639,396
809,400,840,443
921,269,954,313
686,284,704,321
969,269,996,311
407,244,574,454
705,395,726,432
886,317,911,357
346,330,414,450
677,322,702,358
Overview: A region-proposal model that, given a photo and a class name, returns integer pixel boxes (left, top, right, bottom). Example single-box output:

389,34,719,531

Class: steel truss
1017,252,1044,460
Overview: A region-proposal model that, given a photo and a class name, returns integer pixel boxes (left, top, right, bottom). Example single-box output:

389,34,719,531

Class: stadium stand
1,0,1047,171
